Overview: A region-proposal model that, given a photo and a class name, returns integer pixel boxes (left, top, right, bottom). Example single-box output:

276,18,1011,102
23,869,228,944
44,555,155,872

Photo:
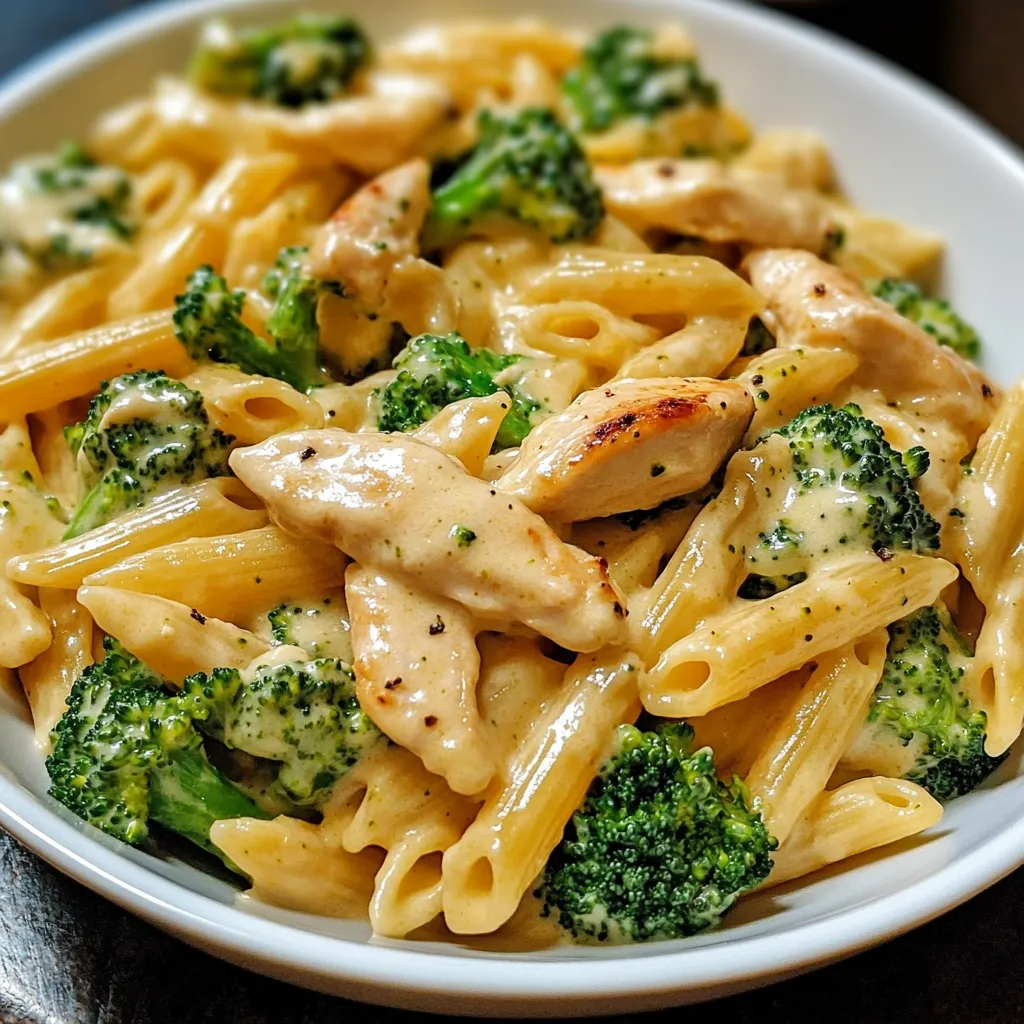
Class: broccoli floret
539,722,775,943
858,606,1005,802
739,404,940,597
179,657,380,807
561,25,719,136
46,638,267,866
62,370,234,539
188,14,369,107
422,108,604,250
870,278,981,361
741,316,775,357
173,259,336,392
770,404,938,553
374,331,543,451
0,141,135,274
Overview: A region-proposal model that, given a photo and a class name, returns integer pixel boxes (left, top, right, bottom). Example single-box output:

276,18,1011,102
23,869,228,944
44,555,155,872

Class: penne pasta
184,365,326,445
17,588,94,745
767,777,943,887
79,526,347,625
643,553,957,717
210,815,383,918
442,651,641,935
744,630,888,842
77,586,268,683
0,311,190,418
9,479,266,589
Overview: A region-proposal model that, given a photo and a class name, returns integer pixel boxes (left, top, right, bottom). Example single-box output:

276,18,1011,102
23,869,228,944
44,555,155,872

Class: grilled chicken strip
595,159,837,252
495,377,754,521
308,157,431,306
230,430,627,652
744,249,997,445
346,565,494,795
307,159,455,377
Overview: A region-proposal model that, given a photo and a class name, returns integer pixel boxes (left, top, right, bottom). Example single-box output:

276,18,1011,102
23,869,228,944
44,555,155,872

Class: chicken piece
594,159,836,251
346,565,493,795
230,431,627,652
308,159,456,377
744,249,997,445
495,378,753,521
308,158,432,306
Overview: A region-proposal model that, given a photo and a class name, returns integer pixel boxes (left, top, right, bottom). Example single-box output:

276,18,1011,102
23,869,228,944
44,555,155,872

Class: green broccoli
0,141,135,273
870,278,981,361
179,657,380,807
46,638,267,866
850,606,1005,802
739,403,940,597
266,596,352,661
561,25,719,136
188,14,369,107
374,332,543,451
539,721,775,943
63,370,234,539
421,108,604,250
173,257,337,392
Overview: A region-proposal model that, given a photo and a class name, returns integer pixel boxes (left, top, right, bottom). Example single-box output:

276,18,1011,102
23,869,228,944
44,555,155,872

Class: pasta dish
0,12,1017,948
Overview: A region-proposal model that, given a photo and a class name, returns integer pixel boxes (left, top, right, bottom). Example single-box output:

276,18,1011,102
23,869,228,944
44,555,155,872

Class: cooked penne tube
519,251,761,319
17,588,94,745
29,407,79,508
744,630,888,842
614,314,749,381
948,383,1024,754
643,553,957,717
0,579,52,670
79,526,347,625
442,651,641,935
77,586,267,682
767,777,943,887
325,745,481,937
109,152,300,317
184,365,326,445
9,479,266,589
0,311,190,418
737,347,860,443
411,393,511,477
689,668,810,778
637,443,767,658
210,815,383,918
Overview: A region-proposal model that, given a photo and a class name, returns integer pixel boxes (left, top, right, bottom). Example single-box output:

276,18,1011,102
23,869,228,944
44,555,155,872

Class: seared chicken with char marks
230,430,627,652
496,377,753,521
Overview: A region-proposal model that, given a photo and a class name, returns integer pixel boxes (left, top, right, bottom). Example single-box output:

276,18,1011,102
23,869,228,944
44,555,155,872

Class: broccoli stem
149,747,269,869
62,476,121,540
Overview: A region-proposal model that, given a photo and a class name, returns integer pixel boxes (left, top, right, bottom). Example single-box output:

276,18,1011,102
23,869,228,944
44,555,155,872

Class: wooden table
2,2,1023,1021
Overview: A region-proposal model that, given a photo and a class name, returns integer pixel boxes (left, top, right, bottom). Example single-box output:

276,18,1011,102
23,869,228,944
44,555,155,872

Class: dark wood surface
3,3,1024,1022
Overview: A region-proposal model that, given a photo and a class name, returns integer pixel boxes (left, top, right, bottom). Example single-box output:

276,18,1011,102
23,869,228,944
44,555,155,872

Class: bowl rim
3,0,1024,1009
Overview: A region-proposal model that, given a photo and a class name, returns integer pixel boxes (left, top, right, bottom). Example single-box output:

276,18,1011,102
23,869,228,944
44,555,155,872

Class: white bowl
3,0,1024,1015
